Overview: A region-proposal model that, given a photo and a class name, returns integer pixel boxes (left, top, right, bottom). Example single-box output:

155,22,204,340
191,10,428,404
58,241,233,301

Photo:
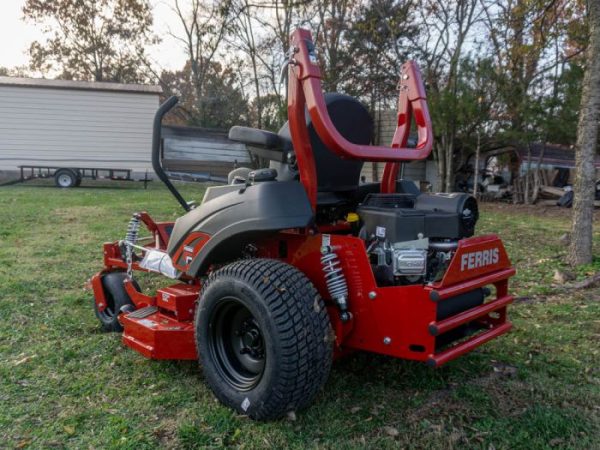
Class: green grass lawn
0,182,598,449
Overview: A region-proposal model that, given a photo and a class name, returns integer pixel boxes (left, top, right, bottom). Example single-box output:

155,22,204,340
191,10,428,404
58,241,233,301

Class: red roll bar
287,28,433,207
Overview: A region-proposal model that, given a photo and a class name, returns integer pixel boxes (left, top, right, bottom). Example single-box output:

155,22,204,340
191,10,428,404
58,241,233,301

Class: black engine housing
357,192,478,242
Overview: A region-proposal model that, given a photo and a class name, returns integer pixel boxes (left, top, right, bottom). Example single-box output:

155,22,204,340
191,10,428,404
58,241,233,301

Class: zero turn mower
92,28,515,420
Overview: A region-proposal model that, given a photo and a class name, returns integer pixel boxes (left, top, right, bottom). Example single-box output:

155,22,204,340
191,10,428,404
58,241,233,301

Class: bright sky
0,0,189,73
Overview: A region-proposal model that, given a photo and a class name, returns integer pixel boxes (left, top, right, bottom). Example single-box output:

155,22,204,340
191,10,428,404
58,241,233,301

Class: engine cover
358,193,478,242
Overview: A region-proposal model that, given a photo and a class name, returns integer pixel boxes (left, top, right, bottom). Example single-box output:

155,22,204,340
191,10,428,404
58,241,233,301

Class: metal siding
164,137,251,163
0,85,159,171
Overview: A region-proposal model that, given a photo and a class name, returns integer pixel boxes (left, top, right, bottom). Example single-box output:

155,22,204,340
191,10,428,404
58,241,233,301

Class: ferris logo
460,248,500,271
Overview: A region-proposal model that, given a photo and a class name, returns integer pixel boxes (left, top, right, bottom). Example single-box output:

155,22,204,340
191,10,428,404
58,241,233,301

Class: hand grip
151,96,191,212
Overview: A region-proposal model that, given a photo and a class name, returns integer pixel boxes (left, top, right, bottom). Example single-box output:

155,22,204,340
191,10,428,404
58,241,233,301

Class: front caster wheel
94,272,139,332
195,259,333,420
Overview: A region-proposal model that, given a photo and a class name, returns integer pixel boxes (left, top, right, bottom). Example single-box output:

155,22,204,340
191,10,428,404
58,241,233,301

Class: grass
0,181,599,449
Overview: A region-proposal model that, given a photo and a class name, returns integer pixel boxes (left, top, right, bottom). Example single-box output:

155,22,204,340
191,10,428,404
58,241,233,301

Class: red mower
92,28,515,420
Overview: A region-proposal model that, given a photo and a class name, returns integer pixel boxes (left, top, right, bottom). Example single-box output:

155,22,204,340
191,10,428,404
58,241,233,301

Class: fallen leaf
382,426,399,437
14,355,37,366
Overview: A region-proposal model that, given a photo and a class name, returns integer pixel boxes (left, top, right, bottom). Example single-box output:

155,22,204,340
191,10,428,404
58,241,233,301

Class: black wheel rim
208,297,266,391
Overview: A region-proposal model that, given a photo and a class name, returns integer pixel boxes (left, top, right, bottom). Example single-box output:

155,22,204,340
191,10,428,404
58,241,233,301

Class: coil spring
125,213,141,245
321,249,350,321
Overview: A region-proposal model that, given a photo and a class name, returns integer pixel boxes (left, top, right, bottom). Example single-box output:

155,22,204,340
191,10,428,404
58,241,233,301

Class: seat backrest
279,93,374,193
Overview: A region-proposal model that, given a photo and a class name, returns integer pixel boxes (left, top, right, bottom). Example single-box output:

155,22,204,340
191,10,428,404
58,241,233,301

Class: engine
357,193,478,286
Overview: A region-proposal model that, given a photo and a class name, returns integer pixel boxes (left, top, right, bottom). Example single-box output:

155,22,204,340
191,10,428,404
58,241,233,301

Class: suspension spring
125,213,141,245
321,246,350,322
124,213,141,279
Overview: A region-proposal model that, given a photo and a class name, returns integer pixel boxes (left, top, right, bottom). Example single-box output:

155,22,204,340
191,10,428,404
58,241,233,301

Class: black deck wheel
94,272,139,332
195,259,333,420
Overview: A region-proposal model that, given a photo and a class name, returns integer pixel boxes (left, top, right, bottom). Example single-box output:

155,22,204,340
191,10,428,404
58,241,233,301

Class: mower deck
119,283,199,360
120,307,196,360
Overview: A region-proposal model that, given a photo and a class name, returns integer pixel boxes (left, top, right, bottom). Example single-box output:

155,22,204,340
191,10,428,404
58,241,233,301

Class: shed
0,77,162,174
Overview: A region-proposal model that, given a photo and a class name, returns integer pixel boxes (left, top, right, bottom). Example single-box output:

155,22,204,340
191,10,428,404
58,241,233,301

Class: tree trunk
444,141,454,192
524,143,532,205
473,131,481,198
435,141,446,192
569,0,600,266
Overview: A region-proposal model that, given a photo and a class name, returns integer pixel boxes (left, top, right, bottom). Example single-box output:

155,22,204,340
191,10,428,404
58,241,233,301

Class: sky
0,0,188,73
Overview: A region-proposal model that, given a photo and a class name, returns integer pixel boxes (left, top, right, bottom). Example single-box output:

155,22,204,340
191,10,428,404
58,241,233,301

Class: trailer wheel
195,259,333,420
94,272,139,332
54,168,78,188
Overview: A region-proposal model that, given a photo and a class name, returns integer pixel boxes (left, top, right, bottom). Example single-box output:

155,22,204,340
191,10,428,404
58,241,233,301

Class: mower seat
278,93,374,200
229,93,374,204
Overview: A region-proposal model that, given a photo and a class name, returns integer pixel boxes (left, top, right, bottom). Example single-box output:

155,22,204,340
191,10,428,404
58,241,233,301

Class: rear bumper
427,322,512,367
426,266,516,367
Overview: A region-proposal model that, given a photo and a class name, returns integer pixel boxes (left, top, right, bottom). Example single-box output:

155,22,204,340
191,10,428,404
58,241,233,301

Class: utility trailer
18,165,151,188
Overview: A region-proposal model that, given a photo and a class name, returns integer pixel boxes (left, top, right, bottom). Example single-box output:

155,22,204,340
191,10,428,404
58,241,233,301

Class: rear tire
94,272,139,332
54,168,78,188
195,259,333,420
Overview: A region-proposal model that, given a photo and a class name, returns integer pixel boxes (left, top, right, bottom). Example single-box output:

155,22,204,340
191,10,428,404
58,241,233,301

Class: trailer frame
17,165,151,188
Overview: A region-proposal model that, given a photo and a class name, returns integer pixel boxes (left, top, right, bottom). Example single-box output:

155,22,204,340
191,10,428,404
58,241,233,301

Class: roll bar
151,96,191,212
289,29,433,162
286,29,434,207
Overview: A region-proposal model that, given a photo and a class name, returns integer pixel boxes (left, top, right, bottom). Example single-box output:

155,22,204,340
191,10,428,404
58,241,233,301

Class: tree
344,0,417,108
310,0,357,92
161,61,248,129
417,0,482,192
229,0,267,128
23,0,155,83
569,0,600,266
171,0,233,126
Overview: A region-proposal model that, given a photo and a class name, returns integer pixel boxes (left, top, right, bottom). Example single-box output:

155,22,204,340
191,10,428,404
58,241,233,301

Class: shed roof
488,143,600,169
0,76,162,95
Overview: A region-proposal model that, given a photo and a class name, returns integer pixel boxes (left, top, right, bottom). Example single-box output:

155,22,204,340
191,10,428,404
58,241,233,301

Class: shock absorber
321,245,350,322
125,213,141,245
124,213,141,278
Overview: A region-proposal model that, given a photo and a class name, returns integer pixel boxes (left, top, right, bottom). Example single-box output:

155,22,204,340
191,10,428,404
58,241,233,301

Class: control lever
279,47,298,84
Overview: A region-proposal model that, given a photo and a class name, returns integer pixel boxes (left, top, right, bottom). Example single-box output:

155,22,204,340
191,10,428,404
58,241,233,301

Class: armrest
229,126,283,149
229,126,292,162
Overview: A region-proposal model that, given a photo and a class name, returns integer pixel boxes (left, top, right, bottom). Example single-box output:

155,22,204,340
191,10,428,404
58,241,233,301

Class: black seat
229,93,374,203
278,93,374,197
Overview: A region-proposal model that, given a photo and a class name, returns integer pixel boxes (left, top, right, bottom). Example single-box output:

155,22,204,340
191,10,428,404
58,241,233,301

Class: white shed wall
0,85,159,171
